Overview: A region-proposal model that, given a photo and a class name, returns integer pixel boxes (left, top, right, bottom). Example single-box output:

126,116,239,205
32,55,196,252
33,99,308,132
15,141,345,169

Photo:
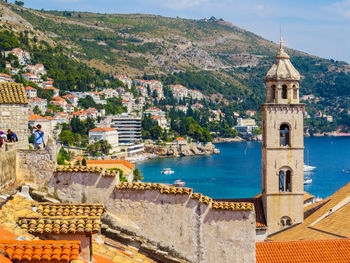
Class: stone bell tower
261,39,304,235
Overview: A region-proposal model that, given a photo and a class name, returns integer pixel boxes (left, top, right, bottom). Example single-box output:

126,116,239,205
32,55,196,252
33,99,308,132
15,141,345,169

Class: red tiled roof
0,240,80,262
0,228,17,240
25,86,36,90
89,128,116,132
256,239,350,263
86,160,134,170
0,254,12,263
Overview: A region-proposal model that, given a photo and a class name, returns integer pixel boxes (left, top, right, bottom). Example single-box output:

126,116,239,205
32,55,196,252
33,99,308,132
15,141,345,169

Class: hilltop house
24,86,37,99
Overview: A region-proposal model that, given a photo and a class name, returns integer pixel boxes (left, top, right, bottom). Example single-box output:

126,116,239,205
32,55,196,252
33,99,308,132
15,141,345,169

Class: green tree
150,125,162,140
33,105,42,115
59,130,75,146
14,1,24,6
82,158,87,166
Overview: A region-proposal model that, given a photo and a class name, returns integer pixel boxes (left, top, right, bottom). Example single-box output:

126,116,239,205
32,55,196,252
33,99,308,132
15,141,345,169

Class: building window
280,124,290,146
280,216,292,227
271,85,276,100
282,85,287,99
278,168,292,192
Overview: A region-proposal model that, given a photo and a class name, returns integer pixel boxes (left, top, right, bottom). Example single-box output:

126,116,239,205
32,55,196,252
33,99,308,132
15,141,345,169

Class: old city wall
49,177,256,263
0,149,17,192
17,139,57,186
48,171,119,204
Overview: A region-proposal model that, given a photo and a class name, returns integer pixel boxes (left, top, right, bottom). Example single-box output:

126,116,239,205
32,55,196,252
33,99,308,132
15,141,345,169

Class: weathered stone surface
144,142,218,157
0,150,17,193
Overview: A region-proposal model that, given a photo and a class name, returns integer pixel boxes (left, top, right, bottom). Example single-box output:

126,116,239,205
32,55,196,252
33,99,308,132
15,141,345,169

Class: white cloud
331,0,350,19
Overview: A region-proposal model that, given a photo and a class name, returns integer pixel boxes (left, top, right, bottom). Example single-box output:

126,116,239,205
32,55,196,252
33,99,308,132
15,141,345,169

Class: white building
111,113,142,145
235,118,258,134
0,73,13,82
28,97,47,113
63,94,78,107
22,73,39,83
24,86,37,99
89,127,119,152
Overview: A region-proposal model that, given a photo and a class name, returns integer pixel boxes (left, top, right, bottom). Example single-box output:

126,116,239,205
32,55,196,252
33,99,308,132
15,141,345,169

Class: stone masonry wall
17,140,57,186
0,104,29,149
0,149,17,192
49,178,256,263
48,171,119,204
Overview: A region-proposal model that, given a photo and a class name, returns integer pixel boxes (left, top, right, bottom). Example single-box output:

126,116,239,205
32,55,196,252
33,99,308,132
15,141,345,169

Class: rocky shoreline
144,142,220,157
212,136,245,143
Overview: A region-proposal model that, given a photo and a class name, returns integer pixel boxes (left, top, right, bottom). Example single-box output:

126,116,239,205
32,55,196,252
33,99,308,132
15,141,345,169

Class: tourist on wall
7,129,18,142
32,125,45,149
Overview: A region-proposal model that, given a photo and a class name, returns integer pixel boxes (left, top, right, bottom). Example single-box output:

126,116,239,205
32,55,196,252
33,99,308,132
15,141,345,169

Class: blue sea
136,137,350,199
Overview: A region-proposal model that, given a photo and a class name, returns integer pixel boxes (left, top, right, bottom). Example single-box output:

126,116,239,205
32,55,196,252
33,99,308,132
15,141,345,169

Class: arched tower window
282,85,288,99
278,168,292,192
280,124,290,146
271,85,276,100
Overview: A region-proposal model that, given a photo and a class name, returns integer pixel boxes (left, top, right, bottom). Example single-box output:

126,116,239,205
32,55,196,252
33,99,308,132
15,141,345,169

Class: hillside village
0,47,266,160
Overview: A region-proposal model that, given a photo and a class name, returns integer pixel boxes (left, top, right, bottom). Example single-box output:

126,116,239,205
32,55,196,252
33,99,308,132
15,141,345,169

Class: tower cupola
265,39,300,104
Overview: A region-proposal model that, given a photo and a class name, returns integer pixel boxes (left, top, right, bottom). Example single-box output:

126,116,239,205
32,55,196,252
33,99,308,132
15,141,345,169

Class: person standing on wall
32,124,45,149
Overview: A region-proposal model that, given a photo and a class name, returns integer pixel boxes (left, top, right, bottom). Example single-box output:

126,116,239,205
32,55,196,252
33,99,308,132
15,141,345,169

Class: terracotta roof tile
18,216,101,234
89,128,116,132
0,228,17,240
86,160,135,170
0,82,28,104
215,197,266,228
270,182,350,241
0,240,80,262
55,165,118,177
35,203,104,217
256,239,350,263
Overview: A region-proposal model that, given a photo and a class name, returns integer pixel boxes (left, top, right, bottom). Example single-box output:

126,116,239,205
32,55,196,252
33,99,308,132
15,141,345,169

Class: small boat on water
174,179,185,187
161,168,175,175
304,178,312,185
304,164,316,172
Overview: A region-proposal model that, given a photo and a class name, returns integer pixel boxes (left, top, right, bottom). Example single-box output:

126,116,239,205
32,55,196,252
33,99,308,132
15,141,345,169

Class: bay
136,137,350,199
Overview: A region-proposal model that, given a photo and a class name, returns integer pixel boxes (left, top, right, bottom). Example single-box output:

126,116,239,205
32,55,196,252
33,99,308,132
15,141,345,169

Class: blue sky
15,0,350,63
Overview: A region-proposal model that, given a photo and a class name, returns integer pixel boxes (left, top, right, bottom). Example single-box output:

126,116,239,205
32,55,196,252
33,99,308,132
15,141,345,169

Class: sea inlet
136,137,350,199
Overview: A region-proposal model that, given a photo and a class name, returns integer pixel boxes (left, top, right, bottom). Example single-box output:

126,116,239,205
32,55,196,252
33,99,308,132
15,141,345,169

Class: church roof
256,239,350,263
265,41,300,82
269,181,350,241
0,82,28,104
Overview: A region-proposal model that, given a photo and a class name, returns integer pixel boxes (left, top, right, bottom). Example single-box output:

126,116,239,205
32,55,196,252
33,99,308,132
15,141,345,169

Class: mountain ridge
1,1,349,104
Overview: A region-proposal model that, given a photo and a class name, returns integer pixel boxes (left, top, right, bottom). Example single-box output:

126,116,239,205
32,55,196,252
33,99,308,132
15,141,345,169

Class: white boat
304,164,316,172
161,168,175,175
304,178,312,185
174,179,185,187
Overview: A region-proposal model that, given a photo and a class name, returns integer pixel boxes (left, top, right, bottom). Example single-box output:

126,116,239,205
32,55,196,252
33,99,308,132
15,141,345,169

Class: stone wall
17,139,57,186
0,104,29,149
50,179,256,263
48,170,119,204
0,149,17,192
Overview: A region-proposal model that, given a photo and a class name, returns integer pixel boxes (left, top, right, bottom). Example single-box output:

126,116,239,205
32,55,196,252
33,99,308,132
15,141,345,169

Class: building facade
261,41,304,234
111,114,141,145
89,127,119,152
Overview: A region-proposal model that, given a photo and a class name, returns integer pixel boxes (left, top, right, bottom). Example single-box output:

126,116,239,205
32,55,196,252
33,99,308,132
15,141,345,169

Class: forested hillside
1,1,349,110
